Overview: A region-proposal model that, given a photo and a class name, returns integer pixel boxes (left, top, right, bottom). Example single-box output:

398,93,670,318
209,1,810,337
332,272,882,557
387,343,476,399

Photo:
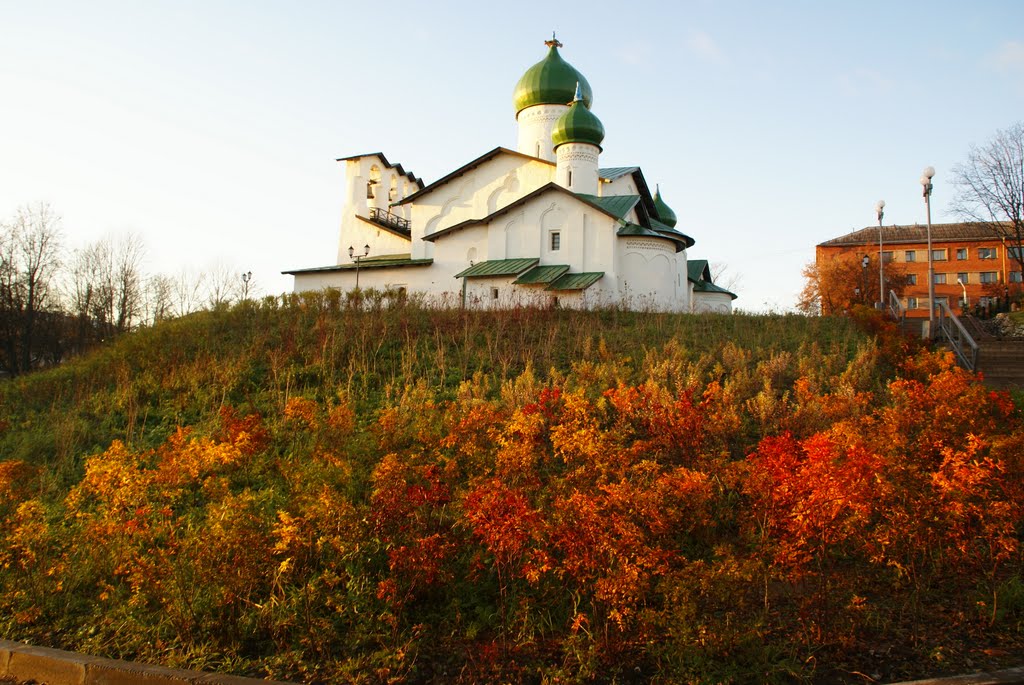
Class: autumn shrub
0,302,1021,683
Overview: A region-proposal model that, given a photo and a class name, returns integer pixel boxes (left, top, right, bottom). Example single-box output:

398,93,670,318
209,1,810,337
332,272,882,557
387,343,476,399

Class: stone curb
887,666,1024,684
0,640,296,685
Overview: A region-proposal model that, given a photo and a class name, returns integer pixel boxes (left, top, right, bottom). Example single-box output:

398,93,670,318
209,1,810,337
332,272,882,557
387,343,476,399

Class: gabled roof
686,258,736,300
397,147,555,205
335,152,423,188
547,272,604,291
283,256,433,275
454,258,539,279
687,259,712,283
574,193,640,221
599,166,640,181
818,221,1011,247
514,264,570,284
423,183,642,243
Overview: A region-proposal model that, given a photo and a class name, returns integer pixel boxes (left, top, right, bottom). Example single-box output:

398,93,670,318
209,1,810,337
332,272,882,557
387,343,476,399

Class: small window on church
490,287,499,300
550,231,561,251
568,170,573,187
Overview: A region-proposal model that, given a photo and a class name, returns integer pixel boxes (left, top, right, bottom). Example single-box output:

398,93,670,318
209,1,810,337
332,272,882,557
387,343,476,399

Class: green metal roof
282,257,433,275
546,271,604,291
551,87,604,150
574,193,640,220
599,166,639,181
653,185,678,228
454,258,539,279
687,259,710,282
617,223,663,238
692,279,738,300
513,264,570,284
513,44,593,115
650,218,696,248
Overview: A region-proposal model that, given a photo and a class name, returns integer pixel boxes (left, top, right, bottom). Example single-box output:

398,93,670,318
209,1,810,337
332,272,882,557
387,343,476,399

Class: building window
935,296,949,308
1010,246,1023,260
979,247,998,259
932,249,947,261
933,273,947,285
904,250,916,262
1011,271,1023,283
956,248,968,260
957,272,969,284
907,273,917,285
980,271,999,284
490,287,499,300
881,251,893,263
906,296,918,309
550,231,561,251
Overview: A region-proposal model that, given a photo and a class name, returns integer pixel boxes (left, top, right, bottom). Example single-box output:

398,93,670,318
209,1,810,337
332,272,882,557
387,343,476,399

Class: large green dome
551,90,604,150
513,43,593,115
653,186,678,228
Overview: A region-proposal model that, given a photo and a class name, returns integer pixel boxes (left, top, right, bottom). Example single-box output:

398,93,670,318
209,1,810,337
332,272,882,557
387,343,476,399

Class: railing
935,300,978,371
369,207,411,233
887,290,905,323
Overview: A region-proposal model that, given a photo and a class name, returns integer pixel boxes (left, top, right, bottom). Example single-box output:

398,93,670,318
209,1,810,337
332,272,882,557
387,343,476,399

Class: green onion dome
551,84,605,150
513,41,593,115
653,185,678,228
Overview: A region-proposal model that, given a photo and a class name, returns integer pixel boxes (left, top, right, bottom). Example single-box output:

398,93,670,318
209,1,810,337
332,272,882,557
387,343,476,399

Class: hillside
0,296,1022,684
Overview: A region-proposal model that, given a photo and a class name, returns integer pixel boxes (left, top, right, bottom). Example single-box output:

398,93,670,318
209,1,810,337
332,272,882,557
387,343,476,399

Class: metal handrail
935,300,978,371
887,290,905,323
369,207,411,233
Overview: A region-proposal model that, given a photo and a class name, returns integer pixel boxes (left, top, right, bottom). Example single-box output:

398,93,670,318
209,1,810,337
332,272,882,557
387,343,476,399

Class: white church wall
412,155,555,258
618,237,678,310
693,291,734,314
516,104,569,161
602,175,639,198
338,155,418,263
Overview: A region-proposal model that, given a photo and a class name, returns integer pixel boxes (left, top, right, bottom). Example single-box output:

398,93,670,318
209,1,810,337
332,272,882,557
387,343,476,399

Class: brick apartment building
817,222,1023,318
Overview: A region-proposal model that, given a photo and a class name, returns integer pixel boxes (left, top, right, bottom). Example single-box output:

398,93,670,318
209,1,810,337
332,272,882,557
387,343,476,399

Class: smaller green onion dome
551,85,605,150
653,185,678,228
513,42,593,115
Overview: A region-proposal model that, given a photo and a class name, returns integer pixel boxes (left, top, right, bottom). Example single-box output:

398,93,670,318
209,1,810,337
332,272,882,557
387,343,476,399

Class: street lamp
956,278,967,310
875,200,885,309
921,166,936,337
241,271,252,300
348,244,370,288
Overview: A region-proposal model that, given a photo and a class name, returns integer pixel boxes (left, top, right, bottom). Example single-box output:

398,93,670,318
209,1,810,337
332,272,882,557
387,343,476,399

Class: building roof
649,218,696,248
573,193,640,221
513,43,593,115
818,221,1011,247
513,264,570,284
454,258,539,279
423,183,643,243
599,166,640,181
547,271,604,291
335,152,423,188
396,147,554,205
282,256,433,275
686,258,737,300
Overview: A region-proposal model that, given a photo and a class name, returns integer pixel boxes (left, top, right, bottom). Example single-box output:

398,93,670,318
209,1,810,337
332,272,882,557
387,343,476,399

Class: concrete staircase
975,339,1024,390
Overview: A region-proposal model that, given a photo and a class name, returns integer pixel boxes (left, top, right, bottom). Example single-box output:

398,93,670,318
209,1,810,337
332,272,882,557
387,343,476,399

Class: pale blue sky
2,1,1023,310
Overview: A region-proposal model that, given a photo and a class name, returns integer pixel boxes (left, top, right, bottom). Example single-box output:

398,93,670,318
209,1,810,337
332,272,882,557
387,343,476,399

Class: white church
285,37,736,313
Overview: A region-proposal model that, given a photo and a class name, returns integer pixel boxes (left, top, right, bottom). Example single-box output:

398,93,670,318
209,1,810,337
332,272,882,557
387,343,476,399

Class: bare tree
0,203,64,375
144,273,175,324
710,261,743,295
205,261,241,309
173,267,206,316
69,234,146,340
951,122,1024,275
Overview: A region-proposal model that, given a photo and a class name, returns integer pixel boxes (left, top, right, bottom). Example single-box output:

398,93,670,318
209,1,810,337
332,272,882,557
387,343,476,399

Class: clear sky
2,0,1023,310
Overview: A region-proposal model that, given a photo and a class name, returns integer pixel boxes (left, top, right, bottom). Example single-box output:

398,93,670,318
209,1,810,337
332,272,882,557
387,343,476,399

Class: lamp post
349,244,370,288
875,200,885,308
957,278,967,310
241,271,252,300
921,166,936,337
